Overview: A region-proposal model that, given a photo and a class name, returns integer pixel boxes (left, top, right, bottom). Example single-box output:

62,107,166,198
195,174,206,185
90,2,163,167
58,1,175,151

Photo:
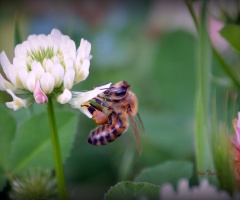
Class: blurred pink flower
231,113,240,150
231,113,240,180
209,17,229,52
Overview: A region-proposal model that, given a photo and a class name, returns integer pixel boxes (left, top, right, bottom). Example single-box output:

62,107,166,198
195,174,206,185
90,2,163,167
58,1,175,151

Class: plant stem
195,1,215,182
184,0,199,32
47,97,68,200
186,0,218,184
185,0,240,90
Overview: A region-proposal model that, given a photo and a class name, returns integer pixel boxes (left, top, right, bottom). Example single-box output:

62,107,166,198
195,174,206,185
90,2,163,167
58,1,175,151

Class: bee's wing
127,106,142,156
136,112,145,133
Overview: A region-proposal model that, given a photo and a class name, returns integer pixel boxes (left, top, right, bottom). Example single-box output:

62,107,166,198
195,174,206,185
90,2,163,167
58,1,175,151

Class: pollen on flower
82,101,91,106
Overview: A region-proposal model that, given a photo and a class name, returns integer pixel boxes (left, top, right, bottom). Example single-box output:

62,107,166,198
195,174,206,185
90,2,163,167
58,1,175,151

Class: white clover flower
160,179,232,200
0,28,110,117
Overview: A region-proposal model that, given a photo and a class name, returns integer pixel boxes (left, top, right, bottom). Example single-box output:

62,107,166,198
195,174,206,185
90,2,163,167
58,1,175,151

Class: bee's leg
93,110,108,125
81,104,97,115
89,103,102,112
81,104,108,125
114,113,125,133
107,113,112,125
107,111,119,125
116,114,123,128
97,95,115,102
107,111,115,125
93,98,112,109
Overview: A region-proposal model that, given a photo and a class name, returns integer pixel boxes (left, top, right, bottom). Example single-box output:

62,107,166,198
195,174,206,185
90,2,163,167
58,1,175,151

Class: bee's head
104,81,130,99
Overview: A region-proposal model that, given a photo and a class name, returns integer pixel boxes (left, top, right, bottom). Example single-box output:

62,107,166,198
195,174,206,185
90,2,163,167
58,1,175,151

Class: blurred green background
0,0,237,199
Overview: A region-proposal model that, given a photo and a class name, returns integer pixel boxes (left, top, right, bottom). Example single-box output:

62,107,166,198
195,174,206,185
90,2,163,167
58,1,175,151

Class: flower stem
186,0,218,185
47,97,68,200
184,0,199,32
185,0,240,90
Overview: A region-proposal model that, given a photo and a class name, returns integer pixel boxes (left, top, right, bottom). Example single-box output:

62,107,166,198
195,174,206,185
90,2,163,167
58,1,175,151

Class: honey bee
84,81,144,155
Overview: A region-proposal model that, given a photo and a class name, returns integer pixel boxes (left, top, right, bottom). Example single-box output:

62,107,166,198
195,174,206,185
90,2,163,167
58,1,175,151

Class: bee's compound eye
115,87,126,96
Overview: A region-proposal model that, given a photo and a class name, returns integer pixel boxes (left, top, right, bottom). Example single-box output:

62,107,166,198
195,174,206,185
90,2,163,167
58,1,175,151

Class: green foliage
104,181,160,200
134,161,193,189
118,147,135,181
220,25,240,54
0,165,7,192
0,106,17,171
0,106,17,191
9,111,77,174
133,31,197,166
14,16,22,46
152,31,196,114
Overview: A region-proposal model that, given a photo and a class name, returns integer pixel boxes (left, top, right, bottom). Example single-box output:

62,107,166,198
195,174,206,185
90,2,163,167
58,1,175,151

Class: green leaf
0,106,17,171
118,147,134,181
134,161,193,188
0,177,7,192
9,111,77,174
14,15,22,46
220,25,240,53
0,165,7,192
104,181,160,200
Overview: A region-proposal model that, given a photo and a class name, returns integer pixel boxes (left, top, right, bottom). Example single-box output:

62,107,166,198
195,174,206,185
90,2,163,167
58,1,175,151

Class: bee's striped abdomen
87,116,128,146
